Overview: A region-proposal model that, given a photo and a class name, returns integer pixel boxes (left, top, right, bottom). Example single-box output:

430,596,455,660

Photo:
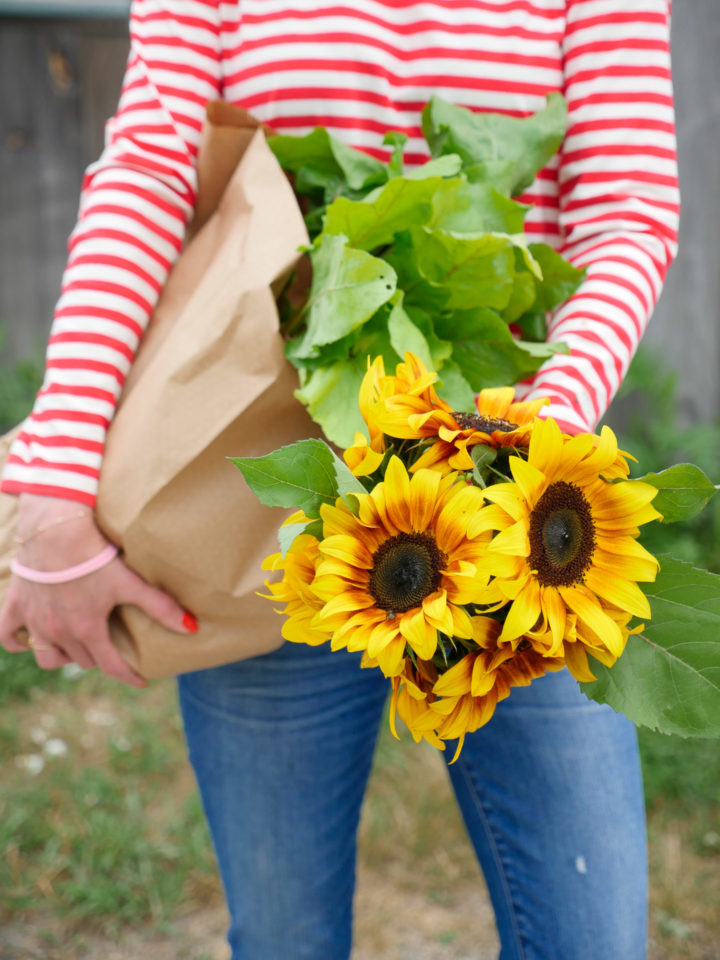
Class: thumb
119,567,198,635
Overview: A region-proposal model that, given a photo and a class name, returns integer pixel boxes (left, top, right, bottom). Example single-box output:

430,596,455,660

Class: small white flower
61,663,86,680
29,726,49,746
15,754,45,776
84,707,117,727
44,738,69,758
111,735,132,752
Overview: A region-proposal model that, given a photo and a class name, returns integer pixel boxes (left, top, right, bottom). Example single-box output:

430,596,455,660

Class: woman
0,2,678,957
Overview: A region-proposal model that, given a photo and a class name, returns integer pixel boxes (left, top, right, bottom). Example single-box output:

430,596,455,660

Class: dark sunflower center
528,481,595,587
369,533,446,613
452,412,519,433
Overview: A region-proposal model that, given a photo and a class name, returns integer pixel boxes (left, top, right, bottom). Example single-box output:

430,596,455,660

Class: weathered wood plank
0,18,127,362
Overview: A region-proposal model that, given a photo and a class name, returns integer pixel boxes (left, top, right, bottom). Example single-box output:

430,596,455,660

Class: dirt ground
0,867,499,960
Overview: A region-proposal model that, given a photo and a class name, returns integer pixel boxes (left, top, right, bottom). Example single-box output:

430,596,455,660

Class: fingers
83,622,147,689
116,565,198,635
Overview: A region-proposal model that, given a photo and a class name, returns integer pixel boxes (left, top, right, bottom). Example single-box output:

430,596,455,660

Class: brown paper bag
0,107,319,679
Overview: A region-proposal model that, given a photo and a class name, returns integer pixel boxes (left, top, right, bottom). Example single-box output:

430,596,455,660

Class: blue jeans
178,641,647,960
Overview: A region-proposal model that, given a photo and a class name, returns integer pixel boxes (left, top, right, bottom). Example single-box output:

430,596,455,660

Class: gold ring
29,638,55,653
15,629,54,653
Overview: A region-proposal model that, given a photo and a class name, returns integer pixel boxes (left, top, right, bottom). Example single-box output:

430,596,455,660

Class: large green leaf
581,556,720,738
527,243,586,311
322,176,462,252
421,93,567,196
387,294,433,369
409,226,516,311
277,517,323,557
434,360,475,412
638,464,719,523
383,231,451,314
436,308,566,389
231,439,365,520
231,440,333,516
269,127,387,202
291,234,397,358
430,181,529,234
294,318,400,446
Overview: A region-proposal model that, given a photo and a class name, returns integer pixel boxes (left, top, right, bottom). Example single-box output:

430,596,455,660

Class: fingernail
182,612,199,634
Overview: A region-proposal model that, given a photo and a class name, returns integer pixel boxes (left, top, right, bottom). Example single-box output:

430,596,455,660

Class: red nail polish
182,612,199,634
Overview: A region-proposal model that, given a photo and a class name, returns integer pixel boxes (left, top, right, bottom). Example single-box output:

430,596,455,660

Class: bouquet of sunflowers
234,96,720,750
233,353,720,757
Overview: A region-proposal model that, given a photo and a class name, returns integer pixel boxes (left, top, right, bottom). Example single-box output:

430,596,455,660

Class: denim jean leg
177,640,389,960
445,668,647,960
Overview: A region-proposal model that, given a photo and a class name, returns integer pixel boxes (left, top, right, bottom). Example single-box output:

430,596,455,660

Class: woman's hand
0,494,196,688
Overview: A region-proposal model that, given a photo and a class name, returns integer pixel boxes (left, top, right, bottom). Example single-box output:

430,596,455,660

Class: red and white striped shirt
1,0,679,506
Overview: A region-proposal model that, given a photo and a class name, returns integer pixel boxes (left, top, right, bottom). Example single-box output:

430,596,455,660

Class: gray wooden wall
1,2,718,425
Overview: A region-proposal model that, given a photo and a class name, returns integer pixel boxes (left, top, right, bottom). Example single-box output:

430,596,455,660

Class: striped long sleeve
1,0,222,504
517,0,679,432
1,0,679,504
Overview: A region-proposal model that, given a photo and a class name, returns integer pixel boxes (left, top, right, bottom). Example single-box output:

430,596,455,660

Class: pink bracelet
10,544,119,584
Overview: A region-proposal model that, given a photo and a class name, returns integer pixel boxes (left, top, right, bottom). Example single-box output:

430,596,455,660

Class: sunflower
363,353,548,474
343,353,446,476
392,616,564,759
409,387,550,474
310,456,492,677
261,531,331,646
469,417,661,664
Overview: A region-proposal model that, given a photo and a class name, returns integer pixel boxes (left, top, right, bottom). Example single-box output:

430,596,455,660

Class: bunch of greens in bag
268,94,583,447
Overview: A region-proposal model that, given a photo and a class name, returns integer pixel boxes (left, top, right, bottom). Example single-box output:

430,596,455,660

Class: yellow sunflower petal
409,468,442,531
500,577,542,643
399,608,437,660
476,387,515,418
583,566,652,620
509,456,546,508
559,586,624,657
563,642,598,682
488,520,530,558
433,656,474,697
541,585,567,654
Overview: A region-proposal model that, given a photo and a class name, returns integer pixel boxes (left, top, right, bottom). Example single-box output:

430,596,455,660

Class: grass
0,649,718,958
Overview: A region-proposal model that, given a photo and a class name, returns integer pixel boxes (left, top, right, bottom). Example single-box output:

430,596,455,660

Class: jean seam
456,756,528,960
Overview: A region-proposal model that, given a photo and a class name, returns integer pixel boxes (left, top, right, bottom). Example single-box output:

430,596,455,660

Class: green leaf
421,93,567,196
406,306,453,368
290,234,397,358
383,130,408,177
277,517,323,558
383,231,451,314
269,127,387,200
436,308,564,390
581,556,720,738
405,154,463,180
513,308,548,342
231,439,343,517
471,444,497,486
387,293,433,369
434,360,475,411
431,181,528,234
329,447,367,502
409,226,516,311
637,464,719,523
323,176,462,252
501,271,537,324
526,243,586,312
294,317,400,446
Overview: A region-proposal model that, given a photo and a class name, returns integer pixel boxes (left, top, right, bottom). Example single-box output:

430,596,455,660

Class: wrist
16,495,105,569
